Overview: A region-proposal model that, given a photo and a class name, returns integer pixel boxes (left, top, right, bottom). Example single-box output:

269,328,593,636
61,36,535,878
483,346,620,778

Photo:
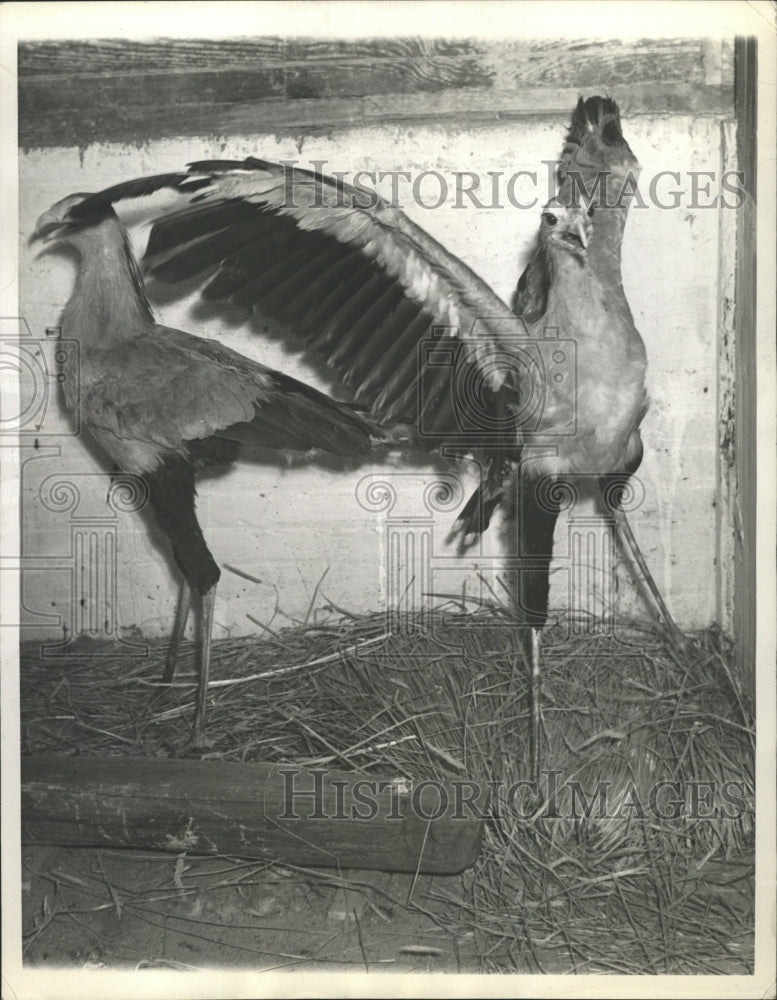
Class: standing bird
64,97,687,774
33,193,400,744
512,99,685,658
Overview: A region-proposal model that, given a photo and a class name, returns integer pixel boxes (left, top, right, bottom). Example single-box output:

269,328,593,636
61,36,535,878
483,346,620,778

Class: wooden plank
19,83,735,152
733,37,757,701
17,35,724,86
505,36,711,87
716,119,738,637
21,755,487,874
17,37,480,76
19,68,287,112
17,37,492,112
17,36,735,150
18,47,491,113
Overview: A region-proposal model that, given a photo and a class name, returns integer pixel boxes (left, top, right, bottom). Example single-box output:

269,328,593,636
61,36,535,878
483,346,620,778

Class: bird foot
187,724,216,752
665,624,696,660
182,733,215,756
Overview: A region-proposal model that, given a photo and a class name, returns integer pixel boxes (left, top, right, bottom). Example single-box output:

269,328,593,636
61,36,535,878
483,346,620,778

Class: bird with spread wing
53,96,688,773
33,194,403,745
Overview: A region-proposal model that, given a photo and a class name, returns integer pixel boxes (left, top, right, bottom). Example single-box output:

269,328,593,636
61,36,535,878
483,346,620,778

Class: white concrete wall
18,113,727,642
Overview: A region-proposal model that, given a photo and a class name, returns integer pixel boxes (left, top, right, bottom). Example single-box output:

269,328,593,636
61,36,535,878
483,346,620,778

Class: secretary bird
62,96,689,776
33,194,403,745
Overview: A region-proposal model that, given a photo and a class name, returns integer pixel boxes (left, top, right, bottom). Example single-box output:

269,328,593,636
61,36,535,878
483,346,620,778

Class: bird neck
585,207,628,288
61,220,156,351
544,248,593,312
544,234,644,364
543,212,630,315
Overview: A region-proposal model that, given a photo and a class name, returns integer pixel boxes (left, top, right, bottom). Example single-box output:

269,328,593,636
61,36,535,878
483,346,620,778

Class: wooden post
21,755,487,874
733,36,757,702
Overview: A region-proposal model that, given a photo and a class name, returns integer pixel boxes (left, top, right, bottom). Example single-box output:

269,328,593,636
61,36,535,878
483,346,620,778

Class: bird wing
81,327,380,473
158,325,403,452
70,160,524,447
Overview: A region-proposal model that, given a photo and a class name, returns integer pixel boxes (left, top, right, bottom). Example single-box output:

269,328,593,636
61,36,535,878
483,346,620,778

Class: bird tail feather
558,95,638,192
566,96,625,150
446,455,516,553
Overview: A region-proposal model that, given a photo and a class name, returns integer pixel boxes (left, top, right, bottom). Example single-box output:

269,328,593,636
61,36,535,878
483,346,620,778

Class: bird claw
445,521,479,555
666,625,696,660
183,733,215,755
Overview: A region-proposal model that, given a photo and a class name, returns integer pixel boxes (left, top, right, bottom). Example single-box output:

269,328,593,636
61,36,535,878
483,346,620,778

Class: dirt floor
21,845,481,974
20,842,754,977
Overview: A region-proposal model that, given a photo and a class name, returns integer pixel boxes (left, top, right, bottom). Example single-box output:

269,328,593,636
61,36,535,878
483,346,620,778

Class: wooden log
21,755,487,874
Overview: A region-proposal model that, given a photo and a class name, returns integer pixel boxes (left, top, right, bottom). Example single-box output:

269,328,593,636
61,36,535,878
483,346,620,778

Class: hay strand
20,606,753,973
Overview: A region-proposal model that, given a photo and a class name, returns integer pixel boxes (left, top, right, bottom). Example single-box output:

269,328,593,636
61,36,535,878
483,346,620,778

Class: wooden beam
17,36,734,150
716,117,738,637
733,36,758,701
21,755,487,874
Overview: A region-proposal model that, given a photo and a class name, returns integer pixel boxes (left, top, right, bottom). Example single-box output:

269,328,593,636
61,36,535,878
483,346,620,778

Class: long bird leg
193,584,217,746
162,578,192,685
144,578,192,721
146,459,221,743
508,470,561,785
610,506,691,656
528,627,542,785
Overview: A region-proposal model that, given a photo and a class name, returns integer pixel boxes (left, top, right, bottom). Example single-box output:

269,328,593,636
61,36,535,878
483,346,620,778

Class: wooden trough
21,755,487,874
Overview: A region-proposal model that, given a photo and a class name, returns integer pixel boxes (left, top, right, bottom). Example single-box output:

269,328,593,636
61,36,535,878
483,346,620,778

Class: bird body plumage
34,195,397,741
78,329,379,476
520,223,647,481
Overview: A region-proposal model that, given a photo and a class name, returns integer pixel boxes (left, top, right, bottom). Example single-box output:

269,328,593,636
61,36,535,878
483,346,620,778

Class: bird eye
543,213,558,227
587,206,595,218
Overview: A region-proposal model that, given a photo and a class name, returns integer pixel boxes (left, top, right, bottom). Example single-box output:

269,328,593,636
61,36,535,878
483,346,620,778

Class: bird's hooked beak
556,216,589,252
30,210,74,247
31,194,95,247
572,215,589,250
556,212,591,253
542,201,591,254
31,218,69,245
